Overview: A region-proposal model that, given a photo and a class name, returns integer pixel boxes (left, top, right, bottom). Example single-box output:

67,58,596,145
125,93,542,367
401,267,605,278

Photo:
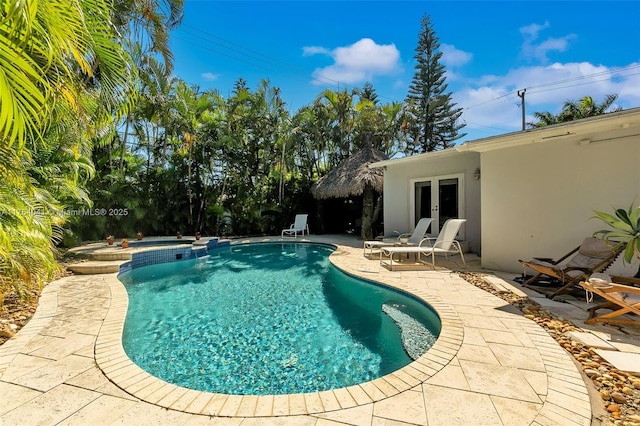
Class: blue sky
170,1,640,142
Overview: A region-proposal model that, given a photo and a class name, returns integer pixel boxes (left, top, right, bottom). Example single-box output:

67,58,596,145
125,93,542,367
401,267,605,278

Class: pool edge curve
95,240,464,417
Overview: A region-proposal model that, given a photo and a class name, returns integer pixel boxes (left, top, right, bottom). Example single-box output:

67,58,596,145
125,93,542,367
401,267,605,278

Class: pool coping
95,241,464,417
0,236,593,424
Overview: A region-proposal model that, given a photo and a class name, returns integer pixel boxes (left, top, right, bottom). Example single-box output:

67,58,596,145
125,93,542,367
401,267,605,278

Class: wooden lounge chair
380,219,466,270
363,218,433,257
579,277,640,326
519,237,623,299
281,214,309,238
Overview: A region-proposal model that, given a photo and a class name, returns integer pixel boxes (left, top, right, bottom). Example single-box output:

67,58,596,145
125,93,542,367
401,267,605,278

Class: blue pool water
119,243,440,395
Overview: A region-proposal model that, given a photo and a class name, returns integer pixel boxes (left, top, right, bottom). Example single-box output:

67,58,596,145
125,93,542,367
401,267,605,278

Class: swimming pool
118,242,441,395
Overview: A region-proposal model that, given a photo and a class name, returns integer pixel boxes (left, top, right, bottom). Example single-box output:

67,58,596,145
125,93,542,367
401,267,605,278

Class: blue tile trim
118,240,230,272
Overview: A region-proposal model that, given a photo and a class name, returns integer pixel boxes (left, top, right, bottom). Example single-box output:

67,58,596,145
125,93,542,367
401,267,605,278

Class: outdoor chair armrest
531,247,580,265
597,283,640,296
562,266,593,274
397,233,411,239
432,239,459,249
533,257,557,264
610,275,640,287
418,237,436,247
554,245,581,263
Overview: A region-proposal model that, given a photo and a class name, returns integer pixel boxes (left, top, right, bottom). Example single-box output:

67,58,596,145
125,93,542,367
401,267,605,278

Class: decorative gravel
459,271,640,426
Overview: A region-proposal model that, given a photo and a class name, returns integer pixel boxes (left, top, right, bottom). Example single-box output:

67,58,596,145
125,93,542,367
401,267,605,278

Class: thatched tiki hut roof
311,145,388,240
311,145,388,199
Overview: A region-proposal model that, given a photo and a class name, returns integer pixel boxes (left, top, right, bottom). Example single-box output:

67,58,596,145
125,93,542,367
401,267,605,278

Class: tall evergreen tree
406,14,465,153
359,82,379,105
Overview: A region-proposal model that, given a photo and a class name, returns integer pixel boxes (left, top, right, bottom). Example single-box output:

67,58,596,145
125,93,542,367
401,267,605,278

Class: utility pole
517,89,526,130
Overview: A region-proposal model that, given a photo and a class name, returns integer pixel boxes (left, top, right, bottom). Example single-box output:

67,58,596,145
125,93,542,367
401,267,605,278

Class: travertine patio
0,234,622,425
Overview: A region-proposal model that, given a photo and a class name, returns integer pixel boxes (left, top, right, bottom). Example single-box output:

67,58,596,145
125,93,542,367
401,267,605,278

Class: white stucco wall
481,133,640,274
382,151,481,253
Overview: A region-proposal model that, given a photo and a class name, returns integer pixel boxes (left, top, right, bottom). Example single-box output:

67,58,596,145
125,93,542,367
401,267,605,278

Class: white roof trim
369,146,461,168
370,107,640,169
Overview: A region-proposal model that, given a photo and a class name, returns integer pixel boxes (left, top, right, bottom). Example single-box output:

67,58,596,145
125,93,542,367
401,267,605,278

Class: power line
179,24,344,87
528,71,640,95
462,91,518,111
172,34,323,89
526,64,640,91
461,117,512,132
173,25,403,104
176,29,337,89
172,22,639,113
461,64,640,111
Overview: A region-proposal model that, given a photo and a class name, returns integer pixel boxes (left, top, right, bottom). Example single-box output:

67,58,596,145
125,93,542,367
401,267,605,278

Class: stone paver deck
0,235,601,425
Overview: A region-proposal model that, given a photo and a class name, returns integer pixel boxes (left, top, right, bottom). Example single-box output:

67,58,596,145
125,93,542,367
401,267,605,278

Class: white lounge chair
363,218,433,257
380,219,467,270
281,214,309,238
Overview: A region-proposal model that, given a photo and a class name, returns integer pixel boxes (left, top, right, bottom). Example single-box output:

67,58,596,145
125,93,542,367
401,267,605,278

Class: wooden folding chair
519,237,623,299
579,278,640,326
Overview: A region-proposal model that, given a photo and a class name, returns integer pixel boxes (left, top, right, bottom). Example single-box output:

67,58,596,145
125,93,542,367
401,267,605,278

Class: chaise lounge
519,237,623,299
380,219,467,270
363,218,433,257
579,276,640,326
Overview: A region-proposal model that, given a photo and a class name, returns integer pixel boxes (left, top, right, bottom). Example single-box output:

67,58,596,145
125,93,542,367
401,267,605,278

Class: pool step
67,260,129,275
91,251,133,261
67,237,232,275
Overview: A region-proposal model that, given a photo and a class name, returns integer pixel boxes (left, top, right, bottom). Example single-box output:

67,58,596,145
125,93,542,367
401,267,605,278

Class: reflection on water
119,242,440,395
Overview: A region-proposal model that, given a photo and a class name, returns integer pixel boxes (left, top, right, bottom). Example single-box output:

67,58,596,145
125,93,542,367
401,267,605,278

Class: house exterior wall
382,151,481,253
481,133,640,274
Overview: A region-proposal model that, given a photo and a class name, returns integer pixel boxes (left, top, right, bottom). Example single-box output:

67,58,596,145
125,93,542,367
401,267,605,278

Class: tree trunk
315,201,325,235
372,194,383,237
361,184,374,240
120,117,129,171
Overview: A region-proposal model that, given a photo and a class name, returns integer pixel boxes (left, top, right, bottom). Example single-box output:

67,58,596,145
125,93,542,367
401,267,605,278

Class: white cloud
519,21,550,39
302,46,330,56
519,21,576,63
201,72,219,81
440,44,473,67
523,35,576,63
453,61,640,138
304,38,401,85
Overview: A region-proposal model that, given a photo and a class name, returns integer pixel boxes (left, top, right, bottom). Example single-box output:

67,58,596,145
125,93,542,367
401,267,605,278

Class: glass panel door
411,174,464,238
414,181,432,228
438,178,459,232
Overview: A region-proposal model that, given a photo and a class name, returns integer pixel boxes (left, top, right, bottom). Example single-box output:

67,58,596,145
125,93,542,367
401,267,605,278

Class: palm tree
0,0,136,298
559,94,621,121
529,94,622,128
0,0,138,148
527,111,559,128
317,89,357,164
112,0,185,72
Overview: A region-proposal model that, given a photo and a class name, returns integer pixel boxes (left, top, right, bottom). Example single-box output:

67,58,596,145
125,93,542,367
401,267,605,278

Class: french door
410,173,464,238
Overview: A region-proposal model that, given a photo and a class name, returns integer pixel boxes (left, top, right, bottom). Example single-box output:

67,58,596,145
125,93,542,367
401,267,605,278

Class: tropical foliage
0,0,182,301
593,204,640,277
405,14,466,153
76,76,411,241
529,94,622,128
7,2,630,308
